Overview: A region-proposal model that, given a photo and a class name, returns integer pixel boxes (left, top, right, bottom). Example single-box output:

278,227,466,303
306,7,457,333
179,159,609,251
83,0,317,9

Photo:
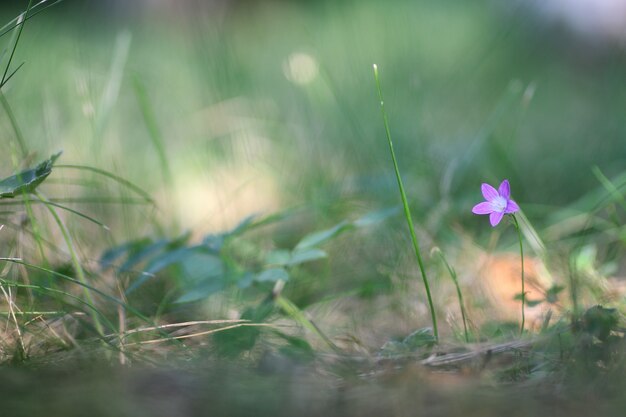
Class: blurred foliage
4,0,626,229
0,152,60,197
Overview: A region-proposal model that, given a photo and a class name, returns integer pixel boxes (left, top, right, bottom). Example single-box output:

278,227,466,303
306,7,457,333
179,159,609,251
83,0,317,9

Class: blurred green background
5,0,626,235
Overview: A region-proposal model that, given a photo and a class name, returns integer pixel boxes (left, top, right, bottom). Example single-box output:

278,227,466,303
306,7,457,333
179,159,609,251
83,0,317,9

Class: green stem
275,295,341,353
373,64,438,342
512,215,525,335
434,249,469,343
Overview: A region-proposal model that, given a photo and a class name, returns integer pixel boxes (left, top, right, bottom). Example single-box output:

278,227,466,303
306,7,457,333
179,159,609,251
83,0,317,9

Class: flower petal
505,199,520,214
481,183,498,201
498,180,510,199
489,211,504,227
472,202,493,215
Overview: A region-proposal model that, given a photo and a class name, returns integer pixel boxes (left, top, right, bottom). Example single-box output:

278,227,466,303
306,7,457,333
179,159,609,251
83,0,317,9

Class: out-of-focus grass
0,1,625,414
7,0,626,228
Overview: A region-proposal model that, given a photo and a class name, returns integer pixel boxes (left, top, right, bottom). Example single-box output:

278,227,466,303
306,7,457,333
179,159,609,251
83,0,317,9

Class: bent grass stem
433,248,469,343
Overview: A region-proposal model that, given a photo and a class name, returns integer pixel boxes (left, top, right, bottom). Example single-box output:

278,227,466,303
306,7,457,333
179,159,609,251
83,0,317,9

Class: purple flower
472,179,520,227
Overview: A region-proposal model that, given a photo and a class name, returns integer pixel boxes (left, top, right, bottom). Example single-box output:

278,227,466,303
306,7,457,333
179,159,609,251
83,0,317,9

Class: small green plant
101,208,394,354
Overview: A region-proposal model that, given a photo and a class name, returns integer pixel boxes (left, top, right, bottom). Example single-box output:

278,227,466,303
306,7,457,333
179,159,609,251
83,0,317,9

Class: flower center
491,196,507,212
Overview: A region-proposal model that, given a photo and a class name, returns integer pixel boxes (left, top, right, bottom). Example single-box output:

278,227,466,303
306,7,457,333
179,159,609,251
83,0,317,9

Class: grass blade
373,64,438,342
55,165,155,204
432,248,469,343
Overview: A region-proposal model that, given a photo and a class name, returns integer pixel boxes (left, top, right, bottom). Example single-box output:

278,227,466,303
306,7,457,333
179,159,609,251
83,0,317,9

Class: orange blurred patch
476,253,554,327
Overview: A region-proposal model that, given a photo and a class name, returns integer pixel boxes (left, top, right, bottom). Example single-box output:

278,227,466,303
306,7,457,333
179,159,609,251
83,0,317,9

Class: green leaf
582,305,618,341
227,214,258,236
126,245,202,294
119,238,172,273
265,248,327,268
293,208,396,251
174,253,225,303
143,246,200,275
265,249,291,267
294,221,353,250
545,284,565,304
254,268,289,283
353,206,399,227
202,235,226,253
274,330,315,361
199,216,257,253
213,300,275,357
379,328,436,356
514,293,542,307
213,322,261,358
180,253,223,283
288,248,327,266
402,328,437,349
0,152,61,198
237,272,255,289
175,279,224,303
99,238,150,270
120,233,191,273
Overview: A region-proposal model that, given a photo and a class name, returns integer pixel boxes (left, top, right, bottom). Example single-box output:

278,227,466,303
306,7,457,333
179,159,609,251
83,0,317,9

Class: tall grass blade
33,198,110,230
373,64,438,342
0,0,32,87
0,0,66,39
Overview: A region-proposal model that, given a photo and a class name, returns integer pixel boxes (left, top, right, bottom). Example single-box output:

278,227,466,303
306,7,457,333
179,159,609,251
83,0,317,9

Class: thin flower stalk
512,215,525,334
472,179,525,334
